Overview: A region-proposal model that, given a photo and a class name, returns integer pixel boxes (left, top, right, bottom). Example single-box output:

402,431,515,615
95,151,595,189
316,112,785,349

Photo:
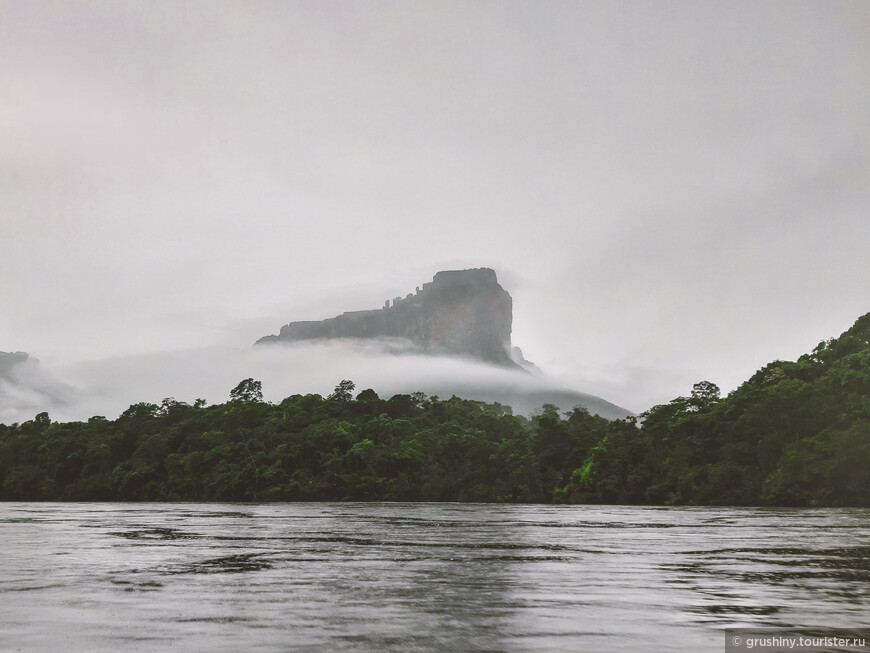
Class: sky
2,0,869,417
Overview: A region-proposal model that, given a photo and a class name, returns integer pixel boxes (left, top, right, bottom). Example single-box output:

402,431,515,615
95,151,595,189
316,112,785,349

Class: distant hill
380,374,634,420
256,268,633,418
562,310,870,506
0,351,73,423
0,351,30,374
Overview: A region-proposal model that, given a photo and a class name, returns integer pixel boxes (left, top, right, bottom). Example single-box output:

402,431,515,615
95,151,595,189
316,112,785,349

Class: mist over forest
3,311,868,506
1,339,632,425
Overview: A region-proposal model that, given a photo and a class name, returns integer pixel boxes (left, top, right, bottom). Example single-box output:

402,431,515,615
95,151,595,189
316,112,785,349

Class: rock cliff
256,268,518,366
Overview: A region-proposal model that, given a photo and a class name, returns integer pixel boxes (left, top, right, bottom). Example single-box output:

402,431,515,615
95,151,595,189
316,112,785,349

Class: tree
230,378,263,403
356,389,379,402
328,379,355,402
689,381,720,411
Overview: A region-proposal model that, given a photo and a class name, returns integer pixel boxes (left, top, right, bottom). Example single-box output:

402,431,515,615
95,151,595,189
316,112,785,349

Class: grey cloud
0,341,627,424
1,1,868,415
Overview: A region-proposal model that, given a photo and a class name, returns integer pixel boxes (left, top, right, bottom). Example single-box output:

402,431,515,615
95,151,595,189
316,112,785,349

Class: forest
1,312,868,506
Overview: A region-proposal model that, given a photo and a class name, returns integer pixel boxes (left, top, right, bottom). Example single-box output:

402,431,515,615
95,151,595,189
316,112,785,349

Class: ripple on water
1,503,867,653
110,527,199,541
166,553,274,574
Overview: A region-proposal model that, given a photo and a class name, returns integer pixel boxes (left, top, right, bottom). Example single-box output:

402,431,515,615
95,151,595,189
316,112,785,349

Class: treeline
1,313,868,506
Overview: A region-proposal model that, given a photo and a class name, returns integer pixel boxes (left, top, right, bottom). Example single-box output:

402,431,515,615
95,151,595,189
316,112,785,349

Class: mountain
255,268,634,418
0,351,73,423
0,351,30,375
257,268,518,367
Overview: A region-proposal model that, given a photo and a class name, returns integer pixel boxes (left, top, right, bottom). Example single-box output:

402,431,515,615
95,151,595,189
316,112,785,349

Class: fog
0,355,76,424
1,339,635,424
2,2,868,422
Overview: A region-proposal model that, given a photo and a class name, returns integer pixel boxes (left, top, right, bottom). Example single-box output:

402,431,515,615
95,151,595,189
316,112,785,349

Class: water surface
1,503,867,651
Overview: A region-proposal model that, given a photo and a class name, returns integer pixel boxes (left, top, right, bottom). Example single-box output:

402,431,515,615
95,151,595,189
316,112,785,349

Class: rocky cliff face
257,268,517,366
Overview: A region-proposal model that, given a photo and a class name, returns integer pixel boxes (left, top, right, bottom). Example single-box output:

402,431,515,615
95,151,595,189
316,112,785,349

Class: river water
0,503,867,652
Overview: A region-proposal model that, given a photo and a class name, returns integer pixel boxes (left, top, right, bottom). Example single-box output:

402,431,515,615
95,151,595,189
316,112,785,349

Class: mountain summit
256,268,634,418
257,268,520,367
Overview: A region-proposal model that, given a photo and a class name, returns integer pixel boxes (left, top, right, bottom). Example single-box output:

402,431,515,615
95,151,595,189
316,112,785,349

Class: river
1,503,867,651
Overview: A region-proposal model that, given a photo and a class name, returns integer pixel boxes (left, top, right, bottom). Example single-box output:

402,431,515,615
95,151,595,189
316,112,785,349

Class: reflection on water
0,503,867,652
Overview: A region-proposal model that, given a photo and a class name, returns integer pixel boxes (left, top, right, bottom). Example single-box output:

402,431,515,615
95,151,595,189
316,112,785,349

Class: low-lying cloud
1,339,633,425
0,354,76,424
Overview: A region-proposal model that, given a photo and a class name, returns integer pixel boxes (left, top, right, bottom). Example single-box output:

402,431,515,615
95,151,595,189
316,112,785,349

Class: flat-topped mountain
256,268,635,418
257,268,518,366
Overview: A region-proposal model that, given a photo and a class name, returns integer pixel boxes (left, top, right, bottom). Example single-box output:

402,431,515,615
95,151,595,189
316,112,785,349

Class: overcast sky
2,0,868,414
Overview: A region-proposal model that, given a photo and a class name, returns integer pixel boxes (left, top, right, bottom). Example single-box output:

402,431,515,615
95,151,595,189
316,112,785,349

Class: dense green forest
2,313,868,506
